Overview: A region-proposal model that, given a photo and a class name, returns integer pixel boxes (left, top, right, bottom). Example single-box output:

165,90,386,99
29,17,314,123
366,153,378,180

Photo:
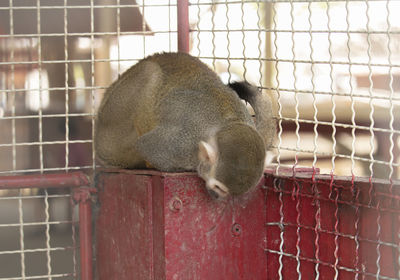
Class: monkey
95,52,276,199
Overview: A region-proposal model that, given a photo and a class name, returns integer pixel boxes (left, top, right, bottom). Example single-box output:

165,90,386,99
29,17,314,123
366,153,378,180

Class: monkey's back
142,53,251,128
95,52,253,168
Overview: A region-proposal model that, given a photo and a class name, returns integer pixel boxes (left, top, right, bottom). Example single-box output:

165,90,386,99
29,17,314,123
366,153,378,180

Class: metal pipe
177,0,189,53
0,172,90,190
76,188,93,280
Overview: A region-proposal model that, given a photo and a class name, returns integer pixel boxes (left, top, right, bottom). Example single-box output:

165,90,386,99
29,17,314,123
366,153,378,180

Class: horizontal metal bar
277,145,400,167
265,221,399,249
0,171,89,190
197,56,400,69
264,179,400,215
1,56,398,69
0,30,175,39
0,273,75,280
1,86,108,94
0,246,74,255
0,194,70,200
265,248,397,280
262,86,400,103
191,0,389,5
192,28,400,35
1,113,94,120
0,165,95,175
0,220,73,228
0,139,92,148
279,117,400,135
0,3,177,11
0,58,140,67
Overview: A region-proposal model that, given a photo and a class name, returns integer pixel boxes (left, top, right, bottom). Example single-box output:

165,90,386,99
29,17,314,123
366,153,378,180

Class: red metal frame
95,169,269,279
177,0,190,53
0,172,89,190
265,167,400,279
73,187,96,280
0,172,95,280
94,168,400,280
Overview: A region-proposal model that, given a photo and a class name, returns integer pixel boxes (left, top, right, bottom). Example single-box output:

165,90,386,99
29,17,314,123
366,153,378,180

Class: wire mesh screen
1,0,398,185
0,1,177,279
0,0,178,175
0,0,399,279
191,0,399,182
0,188,78,279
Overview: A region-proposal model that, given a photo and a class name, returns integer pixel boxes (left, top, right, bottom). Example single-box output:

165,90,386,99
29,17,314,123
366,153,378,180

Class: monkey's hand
145,161,155,169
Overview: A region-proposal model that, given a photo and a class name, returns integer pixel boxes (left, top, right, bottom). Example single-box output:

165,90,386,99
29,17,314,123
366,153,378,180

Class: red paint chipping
95,168,399,280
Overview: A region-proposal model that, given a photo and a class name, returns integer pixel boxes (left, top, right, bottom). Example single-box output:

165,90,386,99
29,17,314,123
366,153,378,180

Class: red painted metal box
95,168,400,280
95,169,268,280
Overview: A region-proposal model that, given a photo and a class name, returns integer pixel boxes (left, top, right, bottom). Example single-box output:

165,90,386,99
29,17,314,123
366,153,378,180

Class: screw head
170,197,183,212
231,223,242,236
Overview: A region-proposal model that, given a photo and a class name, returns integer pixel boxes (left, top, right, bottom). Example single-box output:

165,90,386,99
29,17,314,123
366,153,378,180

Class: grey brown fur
95,52,276,197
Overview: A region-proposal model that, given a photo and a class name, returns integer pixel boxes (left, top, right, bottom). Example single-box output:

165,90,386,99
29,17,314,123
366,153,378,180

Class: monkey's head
197,123,266,199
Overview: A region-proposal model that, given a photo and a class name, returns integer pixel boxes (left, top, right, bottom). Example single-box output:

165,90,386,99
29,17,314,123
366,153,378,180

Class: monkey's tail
229,81,276,150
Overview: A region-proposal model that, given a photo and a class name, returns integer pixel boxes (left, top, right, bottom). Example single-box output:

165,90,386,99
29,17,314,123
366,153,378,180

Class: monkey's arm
134,90,218,172
135,126,197,172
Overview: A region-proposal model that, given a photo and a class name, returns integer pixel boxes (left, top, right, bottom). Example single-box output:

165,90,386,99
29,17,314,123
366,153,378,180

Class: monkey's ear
198,141,217,164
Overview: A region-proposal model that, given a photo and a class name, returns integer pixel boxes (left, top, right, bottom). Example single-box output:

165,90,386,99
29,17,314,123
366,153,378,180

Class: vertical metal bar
332,187,339,280
344,8,362,276
9,0,16,172
308,2,318,177
256,0,262,88
306,4,316,278
18,192,25,280
71,202,77,278
345,0,356,183
64,0,69,171
241,0,247,79
277,180,285,279
195,0,201,57
117,0,121,76
295,183,302,279
314,186,321,280
168,0,172,51
36,0,43,173
211,1,216,70
273,2,283,176
79,193,93,280
90,0,96,172
329,6,340,277
44,188,52,279
365,1,381,277
386,0,394,188
9,1,25,279
177,0,189,53
385,0,398,276
142,0,146,57
290,0,300,177
226,0,232,83
36,1,51,278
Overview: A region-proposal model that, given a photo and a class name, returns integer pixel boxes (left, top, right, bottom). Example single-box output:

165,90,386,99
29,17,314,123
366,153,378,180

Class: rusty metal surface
265,169,400,280
95,168,400,280
95,170,267,280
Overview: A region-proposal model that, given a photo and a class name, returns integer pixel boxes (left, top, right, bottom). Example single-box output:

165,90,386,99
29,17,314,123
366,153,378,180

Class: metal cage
0,0,399,279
